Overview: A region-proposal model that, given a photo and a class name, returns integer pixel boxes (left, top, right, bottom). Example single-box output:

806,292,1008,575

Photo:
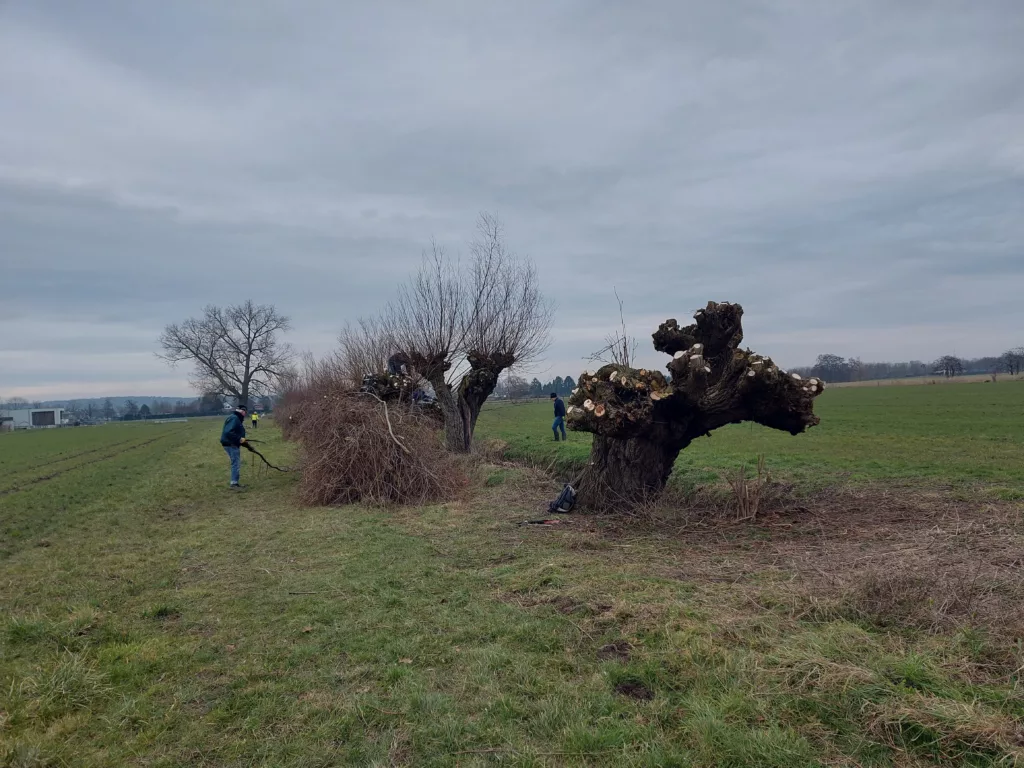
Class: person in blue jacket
220,404,248,489
550,392,566,442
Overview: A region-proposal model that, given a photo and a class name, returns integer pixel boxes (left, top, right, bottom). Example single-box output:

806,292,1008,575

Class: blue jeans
224,445,241,485
552,416,566,440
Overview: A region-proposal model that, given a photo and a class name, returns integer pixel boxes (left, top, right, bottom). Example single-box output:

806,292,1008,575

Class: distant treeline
1,392,276,422
494,347,1024,395
791,349,1023,383
495,375,576,399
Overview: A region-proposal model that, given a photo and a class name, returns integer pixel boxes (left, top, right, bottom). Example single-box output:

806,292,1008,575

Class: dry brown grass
868,694,1024,763
483,471,1024,668
727,454,769,520
841,567,996,632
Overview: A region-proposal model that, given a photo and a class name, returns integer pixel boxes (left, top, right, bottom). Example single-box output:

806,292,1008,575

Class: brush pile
277,360,464,506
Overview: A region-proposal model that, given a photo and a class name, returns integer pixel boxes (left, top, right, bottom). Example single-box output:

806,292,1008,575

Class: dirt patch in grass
613,679,653,700
498,590,613,618
549,594,586,614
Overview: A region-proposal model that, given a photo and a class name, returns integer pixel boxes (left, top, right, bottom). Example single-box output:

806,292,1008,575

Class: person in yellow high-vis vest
251,411,259,429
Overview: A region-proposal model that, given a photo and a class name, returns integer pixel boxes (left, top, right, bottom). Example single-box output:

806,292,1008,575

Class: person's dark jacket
387,352,409,376
553,397,566,418
220,412,247,447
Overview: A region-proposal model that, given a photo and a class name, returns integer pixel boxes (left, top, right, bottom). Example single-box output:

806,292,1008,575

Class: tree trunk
431,352,509,453
434,389,488,453
581,435,684,509
433,385,469,452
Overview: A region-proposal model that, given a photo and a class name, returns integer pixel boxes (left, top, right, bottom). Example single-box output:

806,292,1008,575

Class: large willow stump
567,301,824,509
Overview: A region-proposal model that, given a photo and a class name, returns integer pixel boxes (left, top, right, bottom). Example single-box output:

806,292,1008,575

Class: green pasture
476,382,1024,498
1,394,1022,766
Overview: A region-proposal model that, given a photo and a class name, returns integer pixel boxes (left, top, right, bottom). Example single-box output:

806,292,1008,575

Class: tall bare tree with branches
158,300,294,407
933,355,964,378
1000,347,1024,376
383,214,552,452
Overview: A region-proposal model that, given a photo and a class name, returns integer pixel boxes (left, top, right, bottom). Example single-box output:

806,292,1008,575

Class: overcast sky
1,1,1022,399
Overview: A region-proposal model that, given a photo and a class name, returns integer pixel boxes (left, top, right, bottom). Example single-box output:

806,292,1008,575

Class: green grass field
2,389,1023,766
476,382,1024,498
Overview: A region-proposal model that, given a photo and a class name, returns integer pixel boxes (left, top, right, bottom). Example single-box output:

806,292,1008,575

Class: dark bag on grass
548,484,577,514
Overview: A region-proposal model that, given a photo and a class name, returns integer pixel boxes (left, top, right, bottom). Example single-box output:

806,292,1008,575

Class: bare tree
384,214,553,452
1000,347,1024,376
495,373,530,399
158,301,294,408
812,354,849,382
933,355,964,378
847,356,866,382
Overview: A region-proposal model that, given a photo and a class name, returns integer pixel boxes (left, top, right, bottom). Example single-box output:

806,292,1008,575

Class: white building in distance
0,407,64,430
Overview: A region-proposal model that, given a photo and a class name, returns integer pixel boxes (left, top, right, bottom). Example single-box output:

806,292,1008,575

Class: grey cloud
1,0,1022,398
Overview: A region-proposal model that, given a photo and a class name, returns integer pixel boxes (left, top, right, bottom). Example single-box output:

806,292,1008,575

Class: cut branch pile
279,371,464,507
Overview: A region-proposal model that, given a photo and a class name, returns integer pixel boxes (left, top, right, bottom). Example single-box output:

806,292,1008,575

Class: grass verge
2,417,1022,766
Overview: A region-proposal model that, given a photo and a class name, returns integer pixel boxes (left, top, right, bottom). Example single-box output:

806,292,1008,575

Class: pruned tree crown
569,301,823,449
565,301,824,509
382,214,553,451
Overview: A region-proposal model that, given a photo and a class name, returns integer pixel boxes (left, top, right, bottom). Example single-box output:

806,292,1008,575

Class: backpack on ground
548,484,577,514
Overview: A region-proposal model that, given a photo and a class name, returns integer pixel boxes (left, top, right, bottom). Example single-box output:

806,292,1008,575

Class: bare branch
586,289,637,367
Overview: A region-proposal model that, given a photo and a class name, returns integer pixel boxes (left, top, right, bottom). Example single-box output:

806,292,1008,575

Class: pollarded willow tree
567,301,824,508
382,217,553,452
384,214,552,452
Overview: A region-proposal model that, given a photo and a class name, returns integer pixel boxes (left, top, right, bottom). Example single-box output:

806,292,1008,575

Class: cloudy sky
1,1,1022,399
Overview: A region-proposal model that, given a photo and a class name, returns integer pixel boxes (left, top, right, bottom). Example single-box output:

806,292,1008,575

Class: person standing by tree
550,392,566,442
251,410,259,430
220,404,248,490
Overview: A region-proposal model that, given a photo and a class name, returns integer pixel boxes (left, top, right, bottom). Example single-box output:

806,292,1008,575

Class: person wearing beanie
219,404,249,489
